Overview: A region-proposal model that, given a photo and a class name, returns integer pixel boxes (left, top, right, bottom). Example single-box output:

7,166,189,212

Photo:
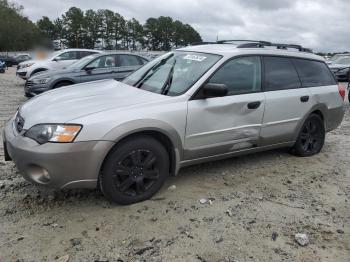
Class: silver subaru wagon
3,41,345,204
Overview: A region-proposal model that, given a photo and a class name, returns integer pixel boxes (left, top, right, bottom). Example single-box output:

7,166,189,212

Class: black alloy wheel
291,114,325,157
100,136,169,204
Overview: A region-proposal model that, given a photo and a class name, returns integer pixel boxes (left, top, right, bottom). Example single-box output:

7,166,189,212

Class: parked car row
4,41,346,204
24,52,148,97
14,48,149,97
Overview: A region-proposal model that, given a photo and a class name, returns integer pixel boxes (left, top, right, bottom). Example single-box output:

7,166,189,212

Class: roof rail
189,40,313,53
216,39,271,46
191,41,217,46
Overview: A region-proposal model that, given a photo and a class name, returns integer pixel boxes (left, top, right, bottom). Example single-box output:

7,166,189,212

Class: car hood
29,68,77,79
20,79,171,129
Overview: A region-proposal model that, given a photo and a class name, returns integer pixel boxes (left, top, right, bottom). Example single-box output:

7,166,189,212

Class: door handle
247,101,261,109
300,96,309,102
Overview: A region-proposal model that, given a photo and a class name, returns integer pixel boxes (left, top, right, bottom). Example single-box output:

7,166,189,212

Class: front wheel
100,136,169,205
291,114,325,157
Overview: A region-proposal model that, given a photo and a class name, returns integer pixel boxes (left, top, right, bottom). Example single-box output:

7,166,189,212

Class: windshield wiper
135,53,174,89
160,58,177,95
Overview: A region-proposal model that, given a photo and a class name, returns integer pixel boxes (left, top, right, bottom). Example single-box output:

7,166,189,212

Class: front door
185,56,266,160
80,54,117,83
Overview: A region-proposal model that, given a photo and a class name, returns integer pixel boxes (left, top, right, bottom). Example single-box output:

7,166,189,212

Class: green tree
62,7,85,48
84,9,103,49
0,0,41,51
53,18,65,40
99,9,115,49
37,16,55,40
112,13,126,49
144,18,161,50
126,18,144,50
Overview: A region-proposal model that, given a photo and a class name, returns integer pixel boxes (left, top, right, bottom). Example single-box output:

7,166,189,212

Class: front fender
102,119,184,173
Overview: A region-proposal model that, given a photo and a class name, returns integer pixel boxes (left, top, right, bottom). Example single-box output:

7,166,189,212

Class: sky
14,0,350,52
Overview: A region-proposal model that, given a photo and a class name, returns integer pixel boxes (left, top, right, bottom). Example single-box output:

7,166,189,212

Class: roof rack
190,39,313,53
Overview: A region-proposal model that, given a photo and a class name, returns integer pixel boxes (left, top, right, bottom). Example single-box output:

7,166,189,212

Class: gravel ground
0,67,349,262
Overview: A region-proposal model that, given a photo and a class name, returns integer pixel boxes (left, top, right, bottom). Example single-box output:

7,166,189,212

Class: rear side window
79,51,98,59
263,56,301,91
292,59,336,87
117,55,142,67
208,56,261,95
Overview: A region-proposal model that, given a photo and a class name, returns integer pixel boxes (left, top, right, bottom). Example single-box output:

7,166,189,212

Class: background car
16,49,102,80
328,56,350,82
326,53,350,64
25,52,149,97
0,54,32,67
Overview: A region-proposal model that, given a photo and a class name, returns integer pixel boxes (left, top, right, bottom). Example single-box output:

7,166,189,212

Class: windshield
333,56,350,65
66,54,99,69
122,51,222,96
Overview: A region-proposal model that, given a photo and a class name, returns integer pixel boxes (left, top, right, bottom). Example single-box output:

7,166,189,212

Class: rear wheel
291,114,325,157
100,136,169,204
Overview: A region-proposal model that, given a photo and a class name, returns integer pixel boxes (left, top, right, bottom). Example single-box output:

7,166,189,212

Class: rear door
79,54,118,83
115,54,147,81
260,56,312,145
185,56,266,160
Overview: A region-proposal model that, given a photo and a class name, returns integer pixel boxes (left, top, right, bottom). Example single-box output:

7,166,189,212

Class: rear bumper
326,105,346,132
3,120,115,189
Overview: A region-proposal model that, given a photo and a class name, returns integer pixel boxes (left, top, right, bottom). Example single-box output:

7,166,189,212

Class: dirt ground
0,67,349,262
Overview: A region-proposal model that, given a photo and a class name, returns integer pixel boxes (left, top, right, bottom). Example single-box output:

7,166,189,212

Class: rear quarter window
292,59,336,87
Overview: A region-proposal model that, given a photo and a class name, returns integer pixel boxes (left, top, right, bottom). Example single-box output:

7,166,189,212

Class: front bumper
3,119,114,189
16,69,28,80
24,80,51,97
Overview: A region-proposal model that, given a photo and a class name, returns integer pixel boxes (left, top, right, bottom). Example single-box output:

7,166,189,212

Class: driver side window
56,51,78,61
208,56,261,96
86,55,116,69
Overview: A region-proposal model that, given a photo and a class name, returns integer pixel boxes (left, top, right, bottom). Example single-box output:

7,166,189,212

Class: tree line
0,0,41,51
37,7,202,51
0,1,202,52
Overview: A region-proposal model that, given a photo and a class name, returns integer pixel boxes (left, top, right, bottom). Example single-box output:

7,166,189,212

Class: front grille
15,113,25,133
25,80,34,88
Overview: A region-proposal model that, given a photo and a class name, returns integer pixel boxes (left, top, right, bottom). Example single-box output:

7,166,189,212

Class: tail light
338,84,345,100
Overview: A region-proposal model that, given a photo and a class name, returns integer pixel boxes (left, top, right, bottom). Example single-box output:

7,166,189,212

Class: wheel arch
293,104,327,141
30,68,48,77
52,78,75,88
100,120,184,176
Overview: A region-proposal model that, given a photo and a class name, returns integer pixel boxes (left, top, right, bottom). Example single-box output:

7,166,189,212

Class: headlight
24,124,82,144
20,63,35,69
32,77,51,84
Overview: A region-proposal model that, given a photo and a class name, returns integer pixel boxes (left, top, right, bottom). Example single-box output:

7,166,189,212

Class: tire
100,136,169,205
291,114,325,157
54,81,72,89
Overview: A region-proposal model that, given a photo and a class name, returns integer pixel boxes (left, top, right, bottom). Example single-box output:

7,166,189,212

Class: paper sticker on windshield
183,54,207,62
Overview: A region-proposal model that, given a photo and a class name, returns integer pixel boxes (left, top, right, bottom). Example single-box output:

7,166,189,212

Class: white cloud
14,0,350,52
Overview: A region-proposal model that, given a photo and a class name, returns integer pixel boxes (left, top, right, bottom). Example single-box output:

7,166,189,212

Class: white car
16,49,102,80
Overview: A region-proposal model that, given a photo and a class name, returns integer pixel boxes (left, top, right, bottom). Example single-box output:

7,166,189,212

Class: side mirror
52,58,58,62
202,83,228,98
84,66,95,72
